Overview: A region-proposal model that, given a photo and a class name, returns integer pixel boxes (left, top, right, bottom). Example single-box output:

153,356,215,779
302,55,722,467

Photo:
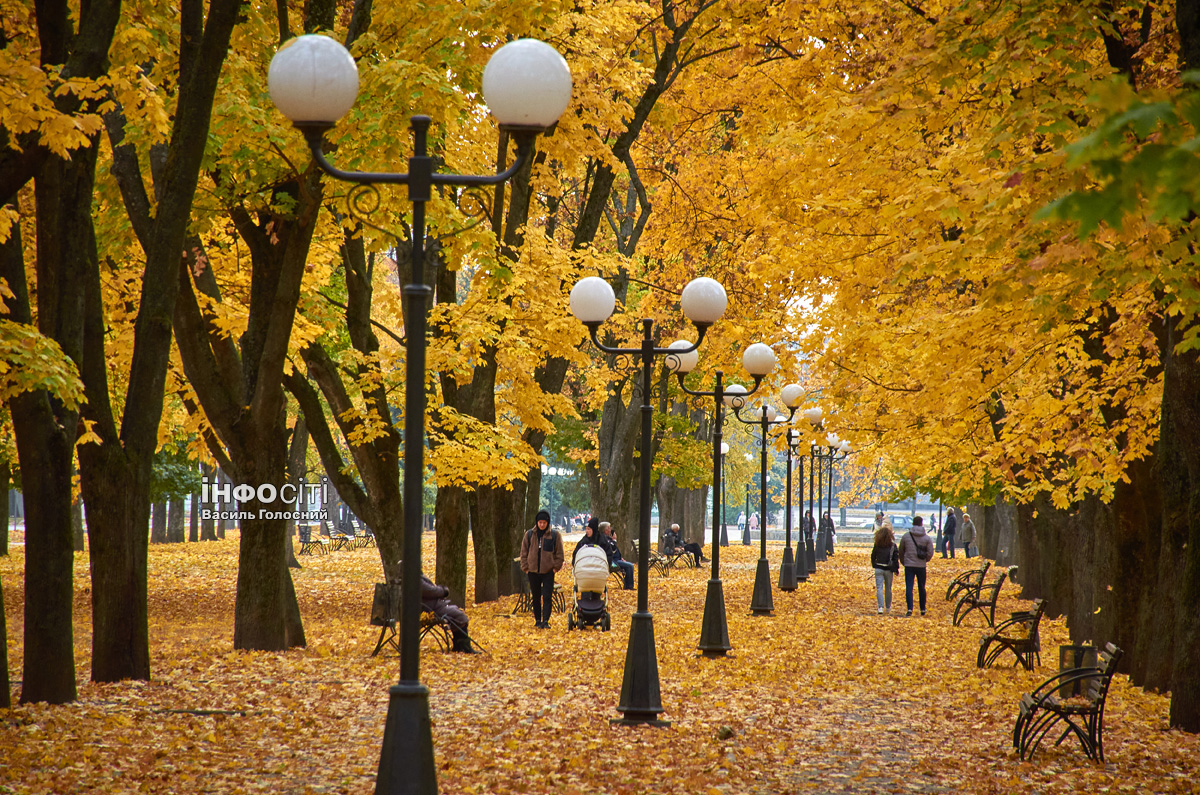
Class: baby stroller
568,545,612,631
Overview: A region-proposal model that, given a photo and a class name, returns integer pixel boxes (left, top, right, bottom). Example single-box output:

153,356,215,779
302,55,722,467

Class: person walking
748,512,759,539
899,516,935,616
520,509,565,629
960,512,977,558
870,521,900,614
941,508,957,559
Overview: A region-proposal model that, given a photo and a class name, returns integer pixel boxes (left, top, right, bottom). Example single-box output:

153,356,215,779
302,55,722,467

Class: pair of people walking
871,516,935,616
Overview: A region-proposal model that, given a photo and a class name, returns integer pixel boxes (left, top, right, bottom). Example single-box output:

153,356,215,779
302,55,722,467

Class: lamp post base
697,578,732,656
719,525,729,547
375,682,437,795
815,530,828,562
749,557,774,615
615,611,669,726
805,538,817,574
778,546,798,591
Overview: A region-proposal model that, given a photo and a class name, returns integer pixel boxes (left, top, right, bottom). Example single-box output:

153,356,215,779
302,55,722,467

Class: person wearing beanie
573,517,609,565
520,509,564,628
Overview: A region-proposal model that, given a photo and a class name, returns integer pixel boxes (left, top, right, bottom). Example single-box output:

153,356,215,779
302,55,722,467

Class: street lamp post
826,440,851,556
719,442,730,547
743,482,752,545
775,385,807,592
670,345,776,655
268,34,571,795
570,275,728,725
801,407,823,573
731,397,799,614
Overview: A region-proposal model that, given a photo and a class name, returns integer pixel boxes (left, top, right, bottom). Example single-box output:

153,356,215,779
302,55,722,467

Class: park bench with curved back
1013,642,1123,762
629,538,670,577
977,598,1045,671
952,568,1010,627
945,560,991,602
368,580,483,656
298,525,327,555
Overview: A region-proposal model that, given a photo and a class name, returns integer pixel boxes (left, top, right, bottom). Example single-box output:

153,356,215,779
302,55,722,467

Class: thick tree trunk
233,513,292,651
470,485,503,604
0,573,8,708
0,462,8,556
1162,317,1200,730
435,485,471,609
150,501,167,544
167,497,185,543
71,497,85,552
79,447,151,683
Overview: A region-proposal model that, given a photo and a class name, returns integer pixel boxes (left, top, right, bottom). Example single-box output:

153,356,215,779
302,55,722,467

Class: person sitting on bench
599,522,635,590
663,523,704,567
420,575,479,653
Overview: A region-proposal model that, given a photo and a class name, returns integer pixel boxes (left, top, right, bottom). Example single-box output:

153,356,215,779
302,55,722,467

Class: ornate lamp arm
585,320,710,357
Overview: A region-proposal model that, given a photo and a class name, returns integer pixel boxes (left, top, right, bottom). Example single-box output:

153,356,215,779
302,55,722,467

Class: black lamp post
670,346,776,655
743,482,752,545
569,275,728,725
268,34,571,795
780,427,808,590
719,442,729,547
825,441,851,556
731,398,799,614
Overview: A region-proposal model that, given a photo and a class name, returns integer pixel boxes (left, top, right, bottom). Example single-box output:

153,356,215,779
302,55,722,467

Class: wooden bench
1013,642,1123,762
662,547,698,571
945,560,991,602
952,568,1010,627
978,598,1045,671
368,582,455,655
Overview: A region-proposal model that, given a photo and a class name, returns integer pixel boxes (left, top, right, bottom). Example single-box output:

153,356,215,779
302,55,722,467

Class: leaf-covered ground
1,533,1196,794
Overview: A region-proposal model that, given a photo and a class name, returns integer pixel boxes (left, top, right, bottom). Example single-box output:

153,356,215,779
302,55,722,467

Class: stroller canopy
573,545,609,591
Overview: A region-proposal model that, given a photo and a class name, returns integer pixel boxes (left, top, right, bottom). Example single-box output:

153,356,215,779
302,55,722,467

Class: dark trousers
613,559,635,589
943,533,955,558
527,571,555,622
904,566,928,613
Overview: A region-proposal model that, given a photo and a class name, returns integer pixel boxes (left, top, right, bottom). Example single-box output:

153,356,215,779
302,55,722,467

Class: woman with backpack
520,509,565,629
870,521,900,614
898,515,936,617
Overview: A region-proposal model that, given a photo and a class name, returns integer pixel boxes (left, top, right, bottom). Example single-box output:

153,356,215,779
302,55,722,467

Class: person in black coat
942,509,958,559
574,517,610,565
600,522,634,589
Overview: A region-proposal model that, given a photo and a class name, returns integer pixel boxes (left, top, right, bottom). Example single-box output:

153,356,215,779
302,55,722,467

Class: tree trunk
200,463,217,541
71,496,85,552
189,488,199,542
167,497,185,543
1162,316,1200,730
79,447,151,683
0,461,9,556
150,501,167,544
0,573,8,708
435,485,471,609
470,485,503,604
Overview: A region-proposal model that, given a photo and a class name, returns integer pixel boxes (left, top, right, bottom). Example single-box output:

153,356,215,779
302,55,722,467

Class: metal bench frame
952,569,1010,627
1013,642,1123,762
978,598,1045,671
946,560,991,602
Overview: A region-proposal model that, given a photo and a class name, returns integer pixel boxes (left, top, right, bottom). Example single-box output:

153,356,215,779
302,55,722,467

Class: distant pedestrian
749,512,759,535
899,516,935,616
960,513,977,558
520,509,565,629
870,522,900,614
942,509,957,559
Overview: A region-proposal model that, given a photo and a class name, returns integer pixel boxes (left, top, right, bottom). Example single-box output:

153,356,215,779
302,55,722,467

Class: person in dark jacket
942,509,958,559
600,522,635,589
870,522,900,614
663,523,704,566
573,517,609,565
520,509,565,629
420,575,478,653
899,516,936,616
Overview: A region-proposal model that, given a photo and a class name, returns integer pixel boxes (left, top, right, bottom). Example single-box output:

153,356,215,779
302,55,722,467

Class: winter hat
587,517,600,531
536,510,551,523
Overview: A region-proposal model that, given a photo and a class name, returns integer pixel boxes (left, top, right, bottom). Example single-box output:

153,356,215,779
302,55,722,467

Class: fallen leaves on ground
1,535,1197,793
